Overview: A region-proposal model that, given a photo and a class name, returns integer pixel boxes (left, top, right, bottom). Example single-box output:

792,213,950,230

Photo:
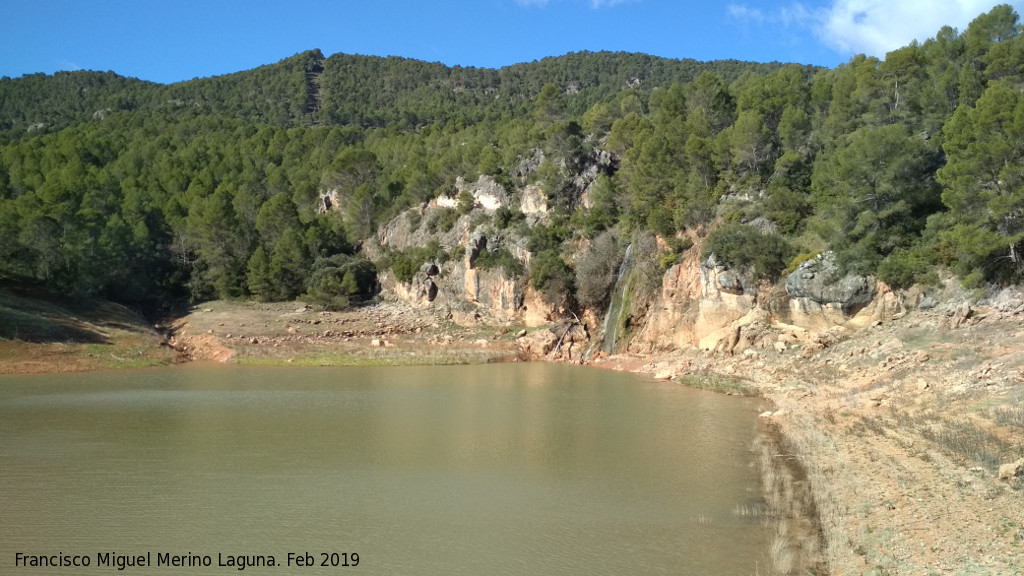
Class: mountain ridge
0,49,796,139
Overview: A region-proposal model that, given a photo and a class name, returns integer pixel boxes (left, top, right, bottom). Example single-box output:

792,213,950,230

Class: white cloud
728,4,767,22
728,2,817,27
728,1,1022,58
818,0,1018,56
778,2,814,27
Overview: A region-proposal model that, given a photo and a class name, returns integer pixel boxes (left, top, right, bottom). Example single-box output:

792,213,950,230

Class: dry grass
991,404,1024,429
881,408,1024,475
754,419,830,575
677,372,754,395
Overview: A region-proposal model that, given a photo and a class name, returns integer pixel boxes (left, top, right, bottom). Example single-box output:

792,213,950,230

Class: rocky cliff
628,247,933,359
366,174,558,328
365,164,943,361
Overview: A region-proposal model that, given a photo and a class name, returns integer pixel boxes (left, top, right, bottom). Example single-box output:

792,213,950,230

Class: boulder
716,270,743,295
519,328,558,356
951,302,972,328
783,252,879,331
998,458,1024,481
785,252,875,311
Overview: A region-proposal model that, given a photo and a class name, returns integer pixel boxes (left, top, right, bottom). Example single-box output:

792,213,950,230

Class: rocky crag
365,162,934,366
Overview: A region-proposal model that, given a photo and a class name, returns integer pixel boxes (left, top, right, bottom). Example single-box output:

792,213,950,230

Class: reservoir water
1,363,769,575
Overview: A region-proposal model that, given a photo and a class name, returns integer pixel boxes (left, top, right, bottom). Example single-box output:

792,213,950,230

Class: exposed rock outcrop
372,199,553,325
519,320,589,362
393,263,440,307
695,255,759,349
633,247,905,356
784,252,876,330
368,164,914,360
520,185,548,219
454,175,509,211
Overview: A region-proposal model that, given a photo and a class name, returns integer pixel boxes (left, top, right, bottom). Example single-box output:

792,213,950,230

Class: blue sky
2,0,1021,84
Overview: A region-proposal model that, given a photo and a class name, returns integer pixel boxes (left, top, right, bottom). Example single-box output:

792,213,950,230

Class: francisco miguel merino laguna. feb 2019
14,551,360,570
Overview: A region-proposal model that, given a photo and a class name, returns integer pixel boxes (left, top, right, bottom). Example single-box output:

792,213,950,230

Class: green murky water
1,363,769,575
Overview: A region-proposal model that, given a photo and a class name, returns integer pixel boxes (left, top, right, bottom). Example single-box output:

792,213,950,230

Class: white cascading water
600,243,634,355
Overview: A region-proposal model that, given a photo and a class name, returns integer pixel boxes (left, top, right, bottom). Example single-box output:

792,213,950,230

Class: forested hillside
1,4,1023,315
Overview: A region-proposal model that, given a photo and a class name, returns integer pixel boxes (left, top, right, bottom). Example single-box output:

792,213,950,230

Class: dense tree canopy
1,5,1023,314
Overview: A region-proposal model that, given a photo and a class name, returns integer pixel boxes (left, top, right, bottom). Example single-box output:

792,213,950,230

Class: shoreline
2,298,1023,574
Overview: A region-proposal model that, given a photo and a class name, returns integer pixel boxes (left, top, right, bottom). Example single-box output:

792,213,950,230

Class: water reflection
1,363,769,575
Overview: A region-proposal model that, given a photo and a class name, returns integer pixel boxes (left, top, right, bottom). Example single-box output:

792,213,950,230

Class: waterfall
600,243,634,355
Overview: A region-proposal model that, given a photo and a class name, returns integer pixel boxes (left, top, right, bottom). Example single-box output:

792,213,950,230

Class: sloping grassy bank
0,283,176,373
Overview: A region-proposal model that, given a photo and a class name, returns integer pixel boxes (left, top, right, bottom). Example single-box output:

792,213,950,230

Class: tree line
1,5,1022,315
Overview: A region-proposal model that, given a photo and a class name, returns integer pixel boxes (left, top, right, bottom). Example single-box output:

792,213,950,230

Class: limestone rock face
393,270,438,307
520,185,548,217
573,148,617,209
784,252,876,331
785,252,875,309
631,245,904,356
512,148,545,183
632,245,703,351
632,250,762,353
521,287,558,327
463,267,524,313
695,256,758,347
455,175,509,211
369,149,620,325
374,208,553,323
317,188,341,214
376,205,468,252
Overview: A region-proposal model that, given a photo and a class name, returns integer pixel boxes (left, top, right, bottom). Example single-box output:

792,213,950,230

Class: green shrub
387,240,443,284
764,187,810,235
494,205,525,230
426,207,460,234
306,254,378,309
783,251,821,276
666,235,693,253
474,247,524,276
675,200,716,232
877,248,936,289
406,210,422,230
527,221,570,253
702,223,795,281
529,249,574,306
457,191,476,215
390,252,420,284
646,206,675,238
